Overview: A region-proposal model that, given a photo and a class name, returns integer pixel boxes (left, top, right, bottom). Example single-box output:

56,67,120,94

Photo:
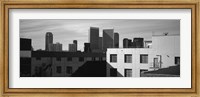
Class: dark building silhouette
128,39,132,48
20,38,32,77
84,43,91,53
123,38,131,48
21,38,32,50
45,32,53,51
99,37,103,50
73,40,77,51
31,51,106,77
133,38,144,48
114,33,119,48
103,29,114,51
89,27,99,52
123,38,144,48
71,61,107,77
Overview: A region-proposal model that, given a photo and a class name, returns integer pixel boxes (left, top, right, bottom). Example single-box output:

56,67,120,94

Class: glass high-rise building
103,29,114,51
89,27,99,52
45,32,53,51
73,40,78,51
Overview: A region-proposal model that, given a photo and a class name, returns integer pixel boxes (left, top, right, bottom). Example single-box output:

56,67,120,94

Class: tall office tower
133,38,144,48
45,32,53,51
84,43,91,53
114,33,119,48
103,29,114,51
73,40,78,51
123,38,129,48
69,44,77,52
99,37,103,50
89,27,99,52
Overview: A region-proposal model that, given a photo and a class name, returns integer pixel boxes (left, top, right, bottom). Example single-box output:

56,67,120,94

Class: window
66,66,72,74
36,57,41,60
125,69,132,77
56,57,61,61
79,57,84,62
110,68,117,77
153,58,159,68
175,57,180,65
67,57,72,61
140,54,148,63
124,54,132,63
110,54,117,62
56,66,61,73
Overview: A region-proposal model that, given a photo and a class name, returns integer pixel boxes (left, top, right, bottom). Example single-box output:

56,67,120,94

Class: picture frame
0,0,199,97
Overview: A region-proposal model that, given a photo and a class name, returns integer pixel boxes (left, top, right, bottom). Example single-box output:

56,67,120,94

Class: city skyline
20,19,180,51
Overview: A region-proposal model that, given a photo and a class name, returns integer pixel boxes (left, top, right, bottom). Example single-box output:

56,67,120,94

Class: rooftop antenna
163,32,169,36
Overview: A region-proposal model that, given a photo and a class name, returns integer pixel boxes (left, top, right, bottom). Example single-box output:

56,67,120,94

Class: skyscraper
114,33,119,48
89,27,99,52
45,32,53,51
73,40,78,51
103,29,114,51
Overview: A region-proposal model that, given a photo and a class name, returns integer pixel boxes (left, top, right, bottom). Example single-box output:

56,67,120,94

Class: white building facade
106,35,180,77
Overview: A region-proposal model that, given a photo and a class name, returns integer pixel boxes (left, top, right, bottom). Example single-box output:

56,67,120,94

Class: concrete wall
106,48,152,77
152,35,180,68
106,35,180,77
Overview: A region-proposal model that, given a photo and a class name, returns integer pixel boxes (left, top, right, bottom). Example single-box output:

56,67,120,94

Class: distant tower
45,32,53,51
103,29,114,51
69,44,77,52
84,43,91,53
89,27,99,52
114,33,119,48
73,40,78,51
133,38,144,48
53,42,62,51
123,38,129,48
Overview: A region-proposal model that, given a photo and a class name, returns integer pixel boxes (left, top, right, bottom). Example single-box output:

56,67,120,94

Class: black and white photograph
20,19,180,77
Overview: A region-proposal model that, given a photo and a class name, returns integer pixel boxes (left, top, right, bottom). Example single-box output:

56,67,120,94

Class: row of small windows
36,57,103,62
110,68,132,77
110,54,148,63
56,66,73,74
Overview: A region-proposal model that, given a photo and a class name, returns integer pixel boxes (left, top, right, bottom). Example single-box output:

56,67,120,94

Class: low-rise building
106,35,180,77
31,51,106,77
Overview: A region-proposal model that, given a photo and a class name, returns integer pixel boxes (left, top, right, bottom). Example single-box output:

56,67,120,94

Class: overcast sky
20,19,180,51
